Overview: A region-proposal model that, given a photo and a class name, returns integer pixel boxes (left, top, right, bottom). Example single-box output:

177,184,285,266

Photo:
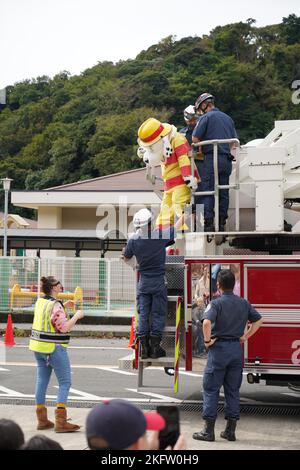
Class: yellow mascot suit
137,117,199,228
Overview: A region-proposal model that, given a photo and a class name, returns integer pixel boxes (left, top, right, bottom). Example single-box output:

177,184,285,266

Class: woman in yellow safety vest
29,276,84,432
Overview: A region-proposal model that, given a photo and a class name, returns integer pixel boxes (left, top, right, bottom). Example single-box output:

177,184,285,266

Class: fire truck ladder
137,295,182,394
191,138,241,232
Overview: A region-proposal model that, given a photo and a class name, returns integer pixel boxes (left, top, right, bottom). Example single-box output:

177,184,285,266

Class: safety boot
36,407,54,430
139,335,150,359
220,418,237,441
193,419,215,442
149,336,166,359
219,216,227,232
55,408,80,433
204,219,215,232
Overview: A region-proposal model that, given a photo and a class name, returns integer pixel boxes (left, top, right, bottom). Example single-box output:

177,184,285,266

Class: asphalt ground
0,338,300,450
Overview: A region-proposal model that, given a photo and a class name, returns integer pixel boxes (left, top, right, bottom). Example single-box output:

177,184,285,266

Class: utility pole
1,178,13,256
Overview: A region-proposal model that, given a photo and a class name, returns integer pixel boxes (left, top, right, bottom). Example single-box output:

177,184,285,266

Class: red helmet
195,93,215,111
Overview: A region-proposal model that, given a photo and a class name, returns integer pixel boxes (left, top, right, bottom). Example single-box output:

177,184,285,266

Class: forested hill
1,14,300,194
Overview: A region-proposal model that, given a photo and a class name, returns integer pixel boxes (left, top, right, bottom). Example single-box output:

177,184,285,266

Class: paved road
1,337,300,405
1,337,300,450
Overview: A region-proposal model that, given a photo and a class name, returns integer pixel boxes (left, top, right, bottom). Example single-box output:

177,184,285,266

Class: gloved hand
137,146,146,159
183,175,198,191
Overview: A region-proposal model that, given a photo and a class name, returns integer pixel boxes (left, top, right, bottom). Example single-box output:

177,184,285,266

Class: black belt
217,338,240,342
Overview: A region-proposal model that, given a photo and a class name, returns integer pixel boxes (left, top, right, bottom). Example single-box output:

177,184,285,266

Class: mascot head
137,118,177,167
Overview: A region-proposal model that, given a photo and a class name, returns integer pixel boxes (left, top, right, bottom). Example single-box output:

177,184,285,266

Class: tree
0,16,299,208
281,14,300,45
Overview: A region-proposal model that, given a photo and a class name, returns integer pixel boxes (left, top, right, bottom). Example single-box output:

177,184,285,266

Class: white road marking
0,367,9,371
239,397,262,403
53,386,104,400
0,385,25,397
219,391,258,403
0,394,164,403
13,345,128,350
0,362,131,369
180,371,203,378
97,367,136,376
126,388,181,403
282,392,300,398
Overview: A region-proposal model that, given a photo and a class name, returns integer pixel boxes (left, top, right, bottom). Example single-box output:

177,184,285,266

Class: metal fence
0,257,136,317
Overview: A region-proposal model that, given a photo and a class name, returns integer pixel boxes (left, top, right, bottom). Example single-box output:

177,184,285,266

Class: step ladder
137,296,182,394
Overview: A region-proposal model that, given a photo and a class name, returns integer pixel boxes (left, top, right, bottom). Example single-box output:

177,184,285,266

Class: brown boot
36,407,54,430
55,408,80,433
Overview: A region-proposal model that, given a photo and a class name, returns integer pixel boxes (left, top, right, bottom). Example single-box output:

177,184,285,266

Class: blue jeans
137,275,168,337
34,345,71,405
202,341,243,420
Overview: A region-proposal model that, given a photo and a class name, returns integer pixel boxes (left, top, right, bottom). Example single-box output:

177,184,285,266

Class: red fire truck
184,255,300,388
137,122,300,392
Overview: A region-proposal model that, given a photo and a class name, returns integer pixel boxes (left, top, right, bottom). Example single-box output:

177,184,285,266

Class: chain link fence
0,257,136,317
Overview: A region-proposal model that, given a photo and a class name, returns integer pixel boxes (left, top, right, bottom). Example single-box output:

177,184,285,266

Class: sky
1,0,300,88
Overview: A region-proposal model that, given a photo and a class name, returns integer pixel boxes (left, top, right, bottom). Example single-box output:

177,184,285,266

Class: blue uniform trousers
137,275,168,337
202,341,243,420
195,154,232,220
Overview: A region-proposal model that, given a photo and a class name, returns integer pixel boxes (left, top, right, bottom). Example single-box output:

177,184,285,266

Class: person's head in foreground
86,399,165,450
0,419,25,450
21,435,64,450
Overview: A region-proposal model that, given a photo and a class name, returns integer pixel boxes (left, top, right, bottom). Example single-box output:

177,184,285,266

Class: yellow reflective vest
29,297,70,354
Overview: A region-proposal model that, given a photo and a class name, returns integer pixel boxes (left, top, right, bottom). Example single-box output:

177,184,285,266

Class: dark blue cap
86,399,165,450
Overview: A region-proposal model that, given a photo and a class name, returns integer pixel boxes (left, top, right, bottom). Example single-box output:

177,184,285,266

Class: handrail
192,138,241,232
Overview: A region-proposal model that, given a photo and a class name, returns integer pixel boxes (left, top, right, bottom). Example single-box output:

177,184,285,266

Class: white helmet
184,105,197,122
133,208,153,228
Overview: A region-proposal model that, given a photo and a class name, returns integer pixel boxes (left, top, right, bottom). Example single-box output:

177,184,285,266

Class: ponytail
40,276,60,296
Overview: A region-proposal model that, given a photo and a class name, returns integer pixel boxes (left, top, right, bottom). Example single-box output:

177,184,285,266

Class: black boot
149,336,166,359
139,336,150,359
220,418,237,441
204,219,215,232
284,220,292,232
219,216,227,232
193,419,215,442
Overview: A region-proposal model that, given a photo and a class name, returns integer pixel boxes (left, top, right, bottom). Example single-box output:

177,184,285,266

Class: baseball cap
86,399,166,450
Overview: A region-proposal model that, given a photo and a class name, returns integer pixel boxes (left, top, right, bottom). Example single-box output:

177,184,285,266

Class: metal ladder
191,138,241,232
145,138,241,232
137,295,182,393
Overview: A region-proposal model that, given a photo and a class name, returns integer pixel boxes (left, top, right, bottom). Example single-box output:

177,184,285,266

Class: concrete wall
38,207,62,229
62,208,98,229
37,206,131,258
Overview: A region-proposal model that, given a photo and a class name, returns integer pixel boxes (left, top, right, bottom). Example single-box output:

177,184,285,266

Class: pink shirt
51,302,69,333
233,280,241,297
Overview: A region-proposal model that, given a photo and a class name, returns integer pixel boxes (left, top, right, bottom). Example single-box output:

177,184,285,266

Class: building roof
0,212,37,228
46,167,163,191
0,229,126,253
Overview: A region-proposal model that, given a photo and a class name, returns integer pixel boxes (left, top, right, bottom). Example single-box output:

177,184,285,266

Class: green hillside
0,14,300,198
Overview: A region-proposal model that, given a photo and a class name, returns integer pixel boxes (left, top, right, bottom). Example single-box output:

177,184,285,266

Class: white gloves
137,147,146,159
183,175,198,191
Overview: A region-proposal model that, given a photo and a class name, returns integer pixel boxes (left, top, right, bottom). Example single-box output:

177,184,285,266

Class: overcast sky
1,0,300,88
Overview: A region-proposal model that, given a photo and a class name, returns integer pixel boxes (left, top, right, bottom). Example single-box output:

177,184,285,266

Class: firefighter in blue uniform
192,93,238,232
179,105,199,145
193,269,262,442
123,208,176,360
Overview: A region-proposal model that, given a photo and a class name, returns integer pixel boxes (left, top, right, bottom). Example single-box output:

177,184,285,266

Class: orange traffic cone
128,316,135,349
4,314,15,347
